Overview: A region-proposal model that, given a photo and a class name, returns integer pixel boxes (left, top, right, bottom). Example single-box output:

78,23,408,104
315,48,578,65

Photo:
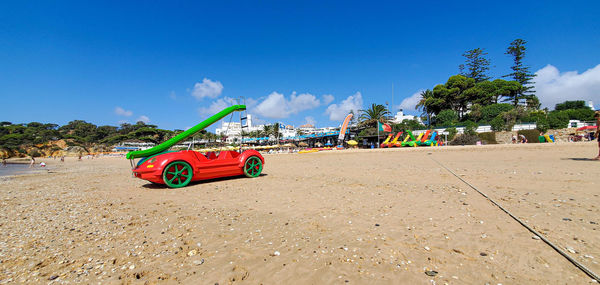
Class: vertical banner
338,113,353,141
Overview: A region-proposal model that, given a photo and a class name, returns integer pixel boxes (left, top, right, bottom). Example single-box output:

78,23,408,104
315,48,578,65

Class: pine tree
459,48,491,83
504,39,537,107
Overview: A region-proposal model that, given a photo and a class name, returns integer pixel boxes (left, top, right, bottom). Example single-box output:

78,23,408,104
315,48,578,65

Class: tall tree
504,39,536,107
358,104,390,126
416,89,434,126
459,48,491,83
432,75,476,119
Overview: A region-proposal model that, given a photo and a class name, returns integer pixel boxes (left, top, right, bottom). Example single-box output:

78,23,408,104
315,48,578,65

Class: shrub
463,120,478,136
449,134,480,145
522,110,546,123
490,115,505,132
480,103,514,123
477,132,497,144
501,109,519,131
518,130,541,144
536,116,549,133
445,127,457,141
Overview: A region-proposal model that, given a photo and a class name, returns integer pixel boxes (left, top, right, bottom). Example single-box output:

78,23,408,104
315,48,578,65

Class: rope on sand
428,155,600,282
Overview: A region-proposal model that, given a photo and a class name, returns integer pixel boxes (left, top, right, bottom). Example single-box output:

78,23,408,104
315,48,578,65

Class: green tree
459,48,491,83
432,75,476,118
480,103,514,123
504,39,536,107
548,112,569,129
273,123,280,143
434,110,458,127
391,119,426,132
489,116,505,132
359,104,390,126
536,116,549,133
415,89,434,125
463,120,478,136
445,127,458,140
555,100,587,111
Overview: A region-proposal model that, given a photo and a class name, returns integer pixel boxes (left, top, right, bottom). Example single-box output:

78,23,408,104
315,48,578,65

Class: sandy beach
1,143,599,284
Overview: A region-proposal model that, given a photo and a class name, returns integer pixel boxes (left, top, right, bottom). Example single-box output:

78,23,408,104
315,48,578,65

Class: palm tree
359,104,390,126
416,89,434,126
272,123,280,144
262,125,272,138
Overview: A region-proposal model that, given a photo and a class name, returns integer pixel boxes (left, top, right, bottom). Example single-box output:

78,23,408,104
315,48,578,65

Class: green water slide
401,130,418,147
126,105,246,159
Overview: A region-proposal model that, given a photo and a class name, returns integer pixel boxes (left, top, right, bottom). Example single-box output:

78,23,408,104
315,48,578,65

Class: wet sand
0,143,599,284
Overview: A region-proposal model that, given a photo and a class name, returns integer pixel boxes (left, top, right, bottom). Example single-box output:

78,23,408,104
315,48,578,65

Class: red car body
132,149,264,185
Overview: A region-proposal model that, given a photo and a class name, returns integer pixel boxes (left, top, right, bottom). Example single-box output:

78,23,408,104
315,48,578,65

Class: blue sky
1,1,599,130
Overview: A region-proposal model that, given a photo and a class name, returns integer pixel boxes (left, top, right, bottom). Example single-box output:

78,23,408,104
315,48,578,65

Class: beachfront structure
390,109,423,124
112,141,156,152
215,114,267,143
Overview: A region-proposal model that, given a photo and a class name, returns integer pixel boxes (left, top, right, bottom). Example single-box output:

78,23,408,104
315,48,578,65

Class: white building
390,109,422,124
215,114,269,143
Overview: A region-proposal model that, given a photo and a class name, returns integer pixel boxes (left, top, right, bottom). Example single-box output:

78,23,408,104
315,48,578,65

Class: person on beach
593,111,600,160
512,135,517,144
519,134,527,144
1,158,6,167
29,156,35,168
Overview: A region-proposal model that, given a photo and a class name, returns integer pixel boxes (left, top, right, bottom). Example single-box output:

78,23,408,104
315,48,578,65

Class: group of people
511,134,528,144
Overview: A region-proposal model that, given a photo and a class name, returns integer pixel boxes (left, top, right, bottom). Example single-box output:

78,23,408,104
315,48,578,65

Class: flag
338,113,353,141
378,122,391,132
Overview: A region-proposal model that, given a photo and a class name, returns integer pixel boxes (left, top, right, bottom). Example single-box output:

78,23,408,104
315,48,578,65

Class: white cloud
114,106,133,117
198,97,237,116
322,94,334,105
325,92,363,121
398,90,424,112
305,116,316,126
253,91,321,119
535,64,600,109
191,78,224,100
137,115,150,123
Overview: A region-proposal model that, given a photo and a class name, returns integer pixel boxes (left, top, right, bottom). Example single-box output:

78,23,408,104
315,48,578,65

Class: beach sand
0,143,599,284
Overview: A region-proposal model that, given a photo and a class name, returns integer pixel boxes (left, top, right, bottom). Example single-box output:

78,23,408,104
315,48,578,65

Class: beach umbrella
346,140,358,146
299,142,308,147
315,142,323,147
576,125,597,131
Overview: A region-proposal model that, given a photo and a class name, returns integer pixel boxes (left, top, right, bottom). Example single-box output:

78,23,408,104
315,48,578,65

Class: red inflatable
132,150,264,188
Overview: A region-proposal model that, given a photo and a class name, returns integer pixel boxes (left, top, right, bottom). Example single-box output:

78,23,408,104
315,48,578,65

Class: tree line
0,120,184,156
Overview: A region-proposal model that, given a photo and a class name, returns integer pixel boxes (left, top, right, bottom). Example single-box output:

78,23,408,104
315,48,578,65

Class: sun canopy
576,126,597,131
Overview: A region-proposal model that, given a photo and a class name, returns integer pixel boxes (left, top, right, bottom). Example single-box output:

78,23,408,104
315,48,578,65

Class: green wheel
243,156,262,178
163,161,193,188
